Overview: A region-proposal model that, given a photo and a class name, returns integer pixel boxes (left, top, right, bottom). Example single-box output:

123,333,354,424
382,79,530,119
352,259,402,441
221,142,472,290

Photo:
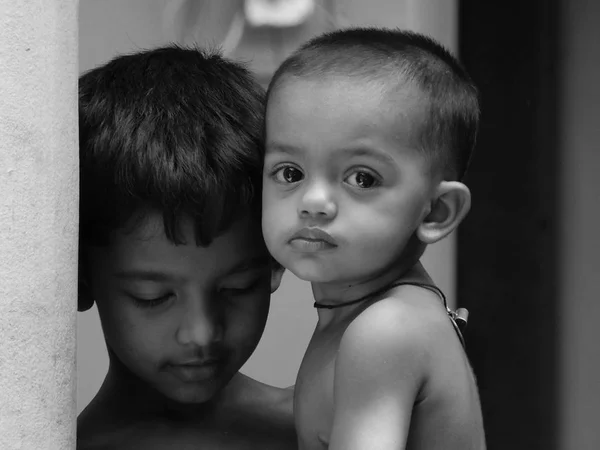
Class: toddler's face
85,210,274,404
262,77,436,286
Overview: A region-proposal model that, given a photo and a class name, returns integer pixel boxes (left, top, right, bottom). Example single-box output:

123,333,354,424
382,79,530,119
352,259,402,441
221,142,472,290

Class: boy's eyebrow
226,255,272,275
112,270,178,282
112,256,272,281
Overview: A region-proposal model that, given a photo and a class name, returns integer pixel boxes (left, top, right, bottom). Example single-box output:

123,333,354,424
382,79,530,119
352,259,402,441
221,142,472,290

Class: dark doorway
457,2,560,449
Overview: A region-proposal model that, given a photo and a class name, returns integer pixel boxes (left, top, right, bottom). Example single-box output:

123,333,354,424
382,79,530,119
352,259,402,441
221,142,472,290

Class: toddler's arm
327,303,428,450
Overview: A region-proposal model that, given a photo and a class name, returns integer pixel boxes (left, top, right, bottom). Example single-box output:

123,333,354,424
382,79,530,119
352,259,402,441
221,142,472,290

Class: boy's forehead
117,209,260,242
95,210,268,276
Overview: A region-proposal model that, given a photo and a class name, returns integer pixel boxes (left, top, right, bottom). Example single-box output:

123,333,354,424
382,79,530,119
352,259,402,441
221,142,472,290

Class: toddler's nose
299,181,337,219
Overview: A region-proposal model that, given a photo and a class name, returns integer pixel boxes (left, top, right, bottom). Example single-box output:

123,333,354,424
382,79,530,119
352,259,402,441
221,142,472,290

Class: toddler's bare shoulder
350,289,449,339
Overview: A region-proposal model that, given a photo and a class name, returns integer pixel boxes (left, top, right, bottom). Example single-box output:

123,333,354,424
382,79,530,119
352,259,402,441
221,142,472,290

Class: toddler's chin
287,264,336,284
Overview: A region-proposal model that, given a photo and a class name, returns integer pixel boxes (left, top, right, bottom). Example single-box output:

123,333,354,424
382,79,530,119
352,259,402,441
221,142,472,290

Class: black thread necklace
313,280,468,348
313,280,444,310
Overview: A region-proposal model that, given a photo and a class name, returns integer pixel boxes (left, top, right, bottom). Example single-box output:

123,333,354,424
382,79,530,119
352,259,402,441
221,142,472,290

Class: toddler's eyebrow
265,143,302,155
266,144,397,167
339,147,396,166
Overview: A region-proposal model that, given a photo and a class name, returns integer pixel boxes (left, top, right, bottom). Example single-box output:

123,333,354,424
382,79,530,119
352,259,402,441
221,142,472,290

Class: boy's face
85,211,274,404
262,77,436,285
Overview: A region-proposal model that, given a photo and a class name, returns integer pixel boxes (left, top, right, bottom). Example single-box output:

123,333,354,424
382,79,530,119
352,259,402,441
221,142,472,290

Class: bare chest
294,329,345,450
79,412,296,450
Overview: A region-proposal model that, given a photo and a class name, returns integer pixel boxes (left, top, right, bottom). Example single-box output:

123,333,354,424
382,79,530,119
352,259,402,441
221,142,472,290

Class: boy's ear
78,275,95,312
416,181,471,245
270,261,286,294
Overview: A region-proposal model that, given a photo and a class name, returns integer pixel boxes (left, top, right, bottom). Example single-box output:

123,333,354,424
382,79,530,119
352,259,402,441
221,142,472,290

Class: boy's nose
176,300,223,348
298,181,337,219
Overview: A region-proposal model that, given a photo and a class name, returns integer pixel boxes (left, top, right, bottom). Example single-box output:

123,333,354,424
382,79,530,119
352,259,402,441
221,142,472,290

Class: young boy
76,46,296,449
262,28,486,449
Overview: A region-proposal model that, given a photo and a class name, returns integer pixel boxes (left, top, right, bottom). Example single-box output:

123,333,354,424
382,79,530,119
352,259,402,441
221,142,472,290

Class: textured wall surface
0,1,79,448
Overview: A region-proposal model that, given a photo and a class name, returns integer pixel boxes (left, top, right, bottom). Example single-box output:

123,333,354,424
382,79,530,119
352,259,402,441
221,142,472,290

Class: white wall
0,0,79,448
559,1,600,449
77,0,458,413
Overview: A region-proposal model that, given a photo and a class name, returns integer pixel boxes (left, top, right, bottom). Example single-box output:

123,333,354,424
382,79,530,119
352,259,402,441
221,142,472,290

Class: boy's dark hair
266,28,480,180
79,45,265,247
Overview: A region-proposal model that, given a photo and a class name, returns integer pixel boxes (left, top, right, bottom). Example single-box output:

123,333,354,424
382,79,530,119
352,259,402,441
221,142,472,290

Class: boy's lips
166,358,224,383
289,227,337,251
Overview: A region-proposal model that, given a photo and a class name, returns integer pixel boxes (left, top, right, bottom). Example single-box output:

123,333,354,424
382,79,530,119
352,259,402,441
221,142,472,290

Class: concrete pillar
0,1,79,449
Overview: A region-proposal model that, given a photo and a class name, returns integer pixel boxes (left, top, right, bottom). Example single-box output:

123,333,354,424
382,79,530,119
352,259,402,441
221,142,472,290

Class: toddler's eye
345,171,379,189
272,165,304,184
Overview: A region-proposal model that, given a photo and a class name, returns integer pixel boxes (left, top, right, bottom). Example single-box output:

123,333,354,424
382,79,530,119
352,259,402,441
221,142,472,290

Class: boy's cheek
227,295,270,336
270,265,285,293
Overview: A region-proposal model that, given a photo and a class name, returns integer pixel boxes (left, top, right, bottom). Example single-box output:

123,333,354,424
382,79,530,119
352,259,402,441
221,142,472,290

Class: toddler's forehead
266,78,428,159
270,75,425,122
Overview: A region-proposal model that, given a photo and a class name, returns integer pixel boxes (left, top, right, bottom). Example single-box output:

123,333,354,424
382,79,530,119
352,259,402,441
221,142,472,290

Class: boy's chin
151,364,240,406
162,375,231,405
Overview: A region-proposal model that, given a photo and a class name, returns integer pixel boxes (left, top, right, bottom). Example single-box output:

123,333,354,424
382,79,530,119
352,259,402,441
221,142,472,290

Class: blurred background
76,1,600,449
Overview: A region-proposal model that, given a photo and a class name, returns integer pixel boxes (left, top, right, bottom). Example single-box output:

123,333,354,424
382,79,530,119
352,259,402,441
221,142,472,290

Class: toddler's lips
289,228,337,251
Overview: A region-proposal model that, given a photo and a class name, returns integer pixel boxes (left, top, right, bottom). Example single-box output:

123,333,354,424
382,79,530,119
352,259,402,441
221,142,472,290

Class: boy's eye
345,170,380,189
130,293,172,308
272,165,304,184
219,280,261,297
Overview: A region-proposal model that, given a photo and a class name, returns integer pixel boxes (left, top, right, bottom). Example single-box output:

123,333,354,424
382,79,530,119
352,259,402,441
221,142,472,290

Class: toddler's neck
311,259,429,309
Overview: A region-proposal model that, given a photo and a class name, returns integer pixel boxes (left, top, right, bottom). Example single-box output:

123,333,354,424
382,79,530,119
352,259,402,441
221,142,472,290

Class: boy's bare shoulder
228,374,295,424
76,399,130,450
236,374,294,407
221,377,297,449
77,395,161,450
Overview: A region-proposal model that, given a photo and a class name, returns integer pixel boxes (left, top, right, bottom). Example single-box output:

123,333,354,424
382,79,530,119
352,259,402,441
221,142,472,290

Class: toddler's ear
78,274,95,312
270,260,286,293
417,181,471,245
